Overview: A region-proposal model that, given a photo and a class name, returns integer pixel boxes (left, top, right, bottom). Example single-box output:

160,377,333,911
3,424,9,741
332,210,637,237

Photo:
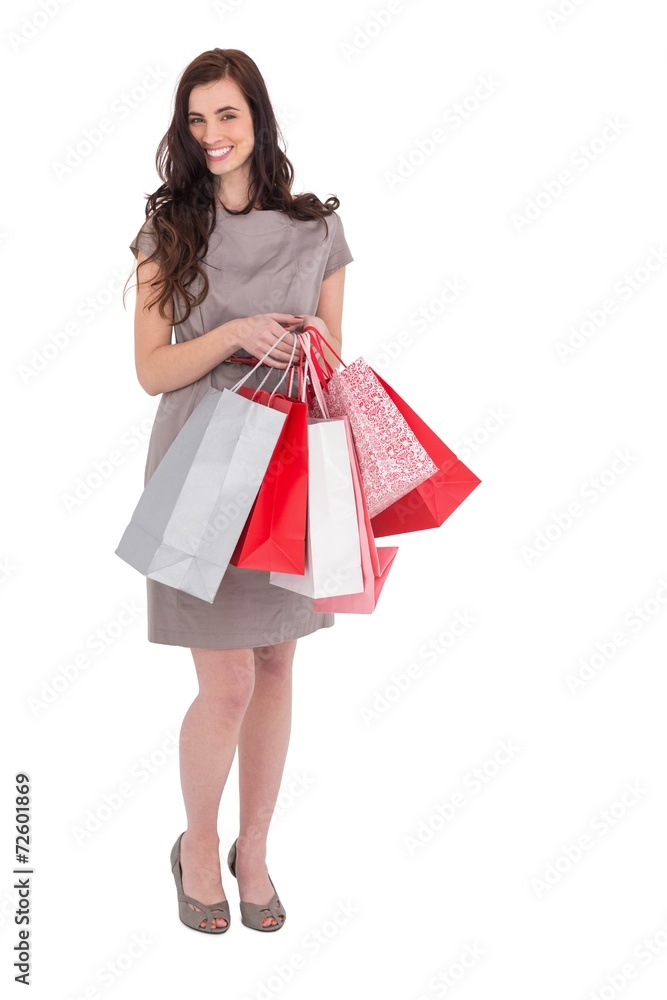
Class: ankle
236,834,267,860
183,829,220,850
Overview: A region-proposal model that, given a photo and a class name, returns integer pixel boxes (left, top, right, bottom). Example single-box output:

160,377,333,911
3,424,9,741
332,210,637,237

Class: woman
124,48,353,933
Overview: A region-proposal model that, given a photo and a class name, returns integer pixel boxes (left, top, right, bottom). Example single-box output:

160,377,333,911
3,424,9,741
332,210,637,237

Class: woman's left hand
293,314,342,372
294,314,330,341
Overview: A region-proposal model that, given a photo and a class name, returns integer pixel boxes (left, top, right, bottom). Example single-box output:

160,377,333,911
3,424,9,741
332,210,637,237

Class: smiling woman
120,47,354,937
187,88,256,192
122,48,348,327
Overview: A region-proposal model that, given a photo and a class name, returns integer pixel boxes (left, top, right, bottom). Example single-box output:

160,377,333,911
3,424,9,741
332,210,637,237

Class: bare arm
133,250,303,396
133,250,244,395
305,264,347,371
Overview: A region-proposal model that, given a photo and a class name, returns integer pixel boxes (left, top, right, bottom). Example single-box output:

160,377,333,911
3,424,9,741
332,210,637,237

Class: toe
186,903,207,928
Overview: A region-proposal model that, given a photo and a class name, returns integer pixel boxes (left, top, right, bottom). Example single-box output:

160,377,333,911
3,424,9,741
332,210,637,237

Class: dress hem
147,619,335,650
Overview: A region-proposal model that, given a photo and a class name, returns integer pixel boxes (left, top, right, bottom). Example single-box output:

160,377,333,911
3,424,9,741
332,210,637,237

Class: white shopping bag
270,416,364,599
115,387,287,602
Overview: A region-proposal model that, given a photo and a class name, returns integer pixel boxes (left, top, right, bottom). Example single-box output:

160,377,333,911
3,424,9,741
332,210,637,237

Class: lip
205,145,233,161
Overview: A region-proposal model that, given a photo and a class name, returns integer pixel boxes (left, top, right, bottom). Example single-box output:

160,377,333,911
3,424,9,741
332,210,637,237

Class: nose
202,125,229,144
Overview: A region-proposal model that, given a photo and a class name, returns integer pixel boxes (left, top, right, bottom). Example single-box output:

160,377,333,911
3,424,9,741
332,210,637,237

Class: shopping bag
228,387,308,573
368,370,482,537
114,333,295,602
297,329,439,518
114,387,287,601
300,327,481,536
269,416,364,598
313,416,398,613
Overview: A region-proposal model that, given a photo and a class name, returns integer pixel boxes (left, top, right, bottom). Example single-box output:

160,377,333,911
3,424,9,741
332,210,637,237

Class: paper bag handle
266,334,299,405
301,324,346,374
229,327,296,395
298,331,331,416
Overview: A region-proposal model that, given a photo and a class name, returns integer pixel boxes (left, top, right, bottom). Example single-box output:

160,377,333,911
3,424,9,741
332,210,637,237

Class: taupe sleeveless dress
129,203,354,649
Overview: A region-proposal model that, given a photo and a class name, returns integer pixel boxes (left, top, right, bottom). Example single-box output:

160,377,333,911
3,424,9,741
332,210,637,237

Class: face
187,77,255,191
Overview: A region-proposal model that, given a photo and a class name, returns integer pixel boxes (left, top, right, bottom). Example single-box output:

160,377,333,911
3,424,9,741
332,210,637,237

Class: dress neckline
216,204,278,214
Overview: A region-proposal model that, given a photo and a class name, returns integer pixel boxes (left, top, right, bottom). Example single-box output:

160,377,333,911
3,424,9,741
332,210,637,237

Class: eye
188,114,236,124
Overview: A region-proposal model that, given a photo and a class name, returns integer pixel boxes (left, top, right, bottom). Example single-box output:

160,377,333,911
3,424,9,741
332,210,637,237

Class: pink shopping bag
297,329,438,518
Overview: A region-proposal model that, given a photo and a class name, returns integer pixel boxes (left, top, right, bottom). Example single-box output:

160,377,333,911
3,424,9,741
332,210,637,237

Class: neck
215,181,260,212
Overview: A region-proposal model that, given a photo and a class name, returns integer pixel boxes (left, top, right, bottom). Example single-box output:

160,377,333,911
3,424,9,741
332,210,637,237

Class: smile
205,146,233,160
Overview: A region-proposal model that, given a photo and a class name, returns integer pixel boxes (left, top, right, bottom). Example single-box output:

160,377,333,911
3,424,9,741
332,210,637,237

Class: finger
276,323,301,336
273,332,299,351
277,345,303,363
269,330,302,354
265,343,296,364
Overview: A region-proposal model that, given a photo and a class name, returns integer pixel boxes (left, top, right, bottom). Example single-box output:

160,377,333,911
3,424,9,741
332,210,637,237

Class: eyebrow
187,106,240,116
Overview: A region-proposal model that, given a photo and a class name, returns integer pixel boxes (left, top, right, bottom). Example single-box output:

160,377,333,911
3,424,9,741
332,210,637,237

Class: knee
195,654,256,716
254,642,296,683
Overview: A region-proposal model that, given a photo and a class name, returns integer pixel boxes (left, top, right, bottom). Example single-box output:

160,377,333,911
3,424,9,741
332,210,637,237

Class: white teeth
207,146,232,157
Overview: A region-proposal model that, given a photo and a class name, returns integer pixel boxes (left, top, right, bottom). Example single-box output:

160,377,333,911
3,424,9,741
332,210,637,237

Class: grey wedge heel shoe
227,838,286,931
170,832,230,933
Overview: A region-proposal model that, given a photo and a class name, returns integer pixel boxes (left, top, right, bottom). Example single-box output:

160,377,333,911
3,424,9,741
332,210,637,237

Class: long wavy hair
123,47,340,323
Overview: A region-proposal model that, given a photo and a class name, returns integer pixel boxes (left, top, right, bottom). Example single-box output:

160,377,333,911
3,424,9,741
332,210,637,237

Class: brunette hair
123,47,340,323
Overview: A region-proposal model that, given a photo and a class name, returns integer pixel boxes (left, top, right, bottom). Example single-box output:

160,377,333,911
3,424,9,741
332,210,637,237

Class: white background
3,0,667,997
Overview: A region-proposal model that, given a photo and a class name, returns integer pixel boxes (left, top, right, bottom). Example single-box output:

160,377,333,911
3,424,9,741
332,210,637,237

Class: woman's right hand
234,313,304,369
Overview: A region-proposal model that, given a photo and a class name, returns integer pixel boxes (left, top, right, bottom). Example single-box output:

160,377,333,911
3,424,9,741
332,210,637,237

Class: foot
234,839,285,929
179,830,228,930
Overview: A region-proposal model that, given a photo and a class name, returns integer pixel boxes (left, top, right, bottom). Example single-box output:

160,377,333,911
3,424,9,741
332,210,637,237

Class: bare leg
235,639,297,927
178,645,255,929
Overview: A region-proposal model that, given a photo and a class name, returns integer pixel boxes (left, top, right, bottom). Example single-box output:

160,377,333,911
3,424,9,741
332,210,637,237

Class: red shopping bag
229,388,308,573
313,414,398,613
300,326,481,537
368,370,481,537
